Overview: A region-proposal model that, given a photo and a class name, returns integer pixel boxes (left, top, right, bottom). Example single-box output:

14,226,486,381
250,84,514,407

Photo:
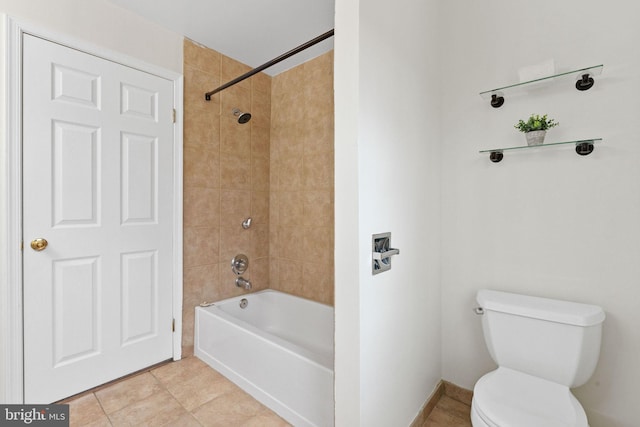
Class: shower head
232,108,252,124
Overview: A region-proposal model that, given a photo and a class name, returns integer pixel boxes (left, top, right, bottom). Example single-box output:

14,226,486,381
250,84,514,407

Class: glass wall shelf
479,65,603,108
479,138,602,163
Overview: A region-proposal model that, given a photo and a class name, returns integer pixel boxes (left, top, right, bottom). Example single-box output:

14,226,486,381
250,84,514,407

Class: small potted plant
514,114,559,146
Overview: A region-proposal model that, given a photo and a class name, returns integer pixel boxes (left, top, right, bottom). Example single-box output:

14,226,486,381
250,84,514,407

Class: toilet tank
477,289,605,388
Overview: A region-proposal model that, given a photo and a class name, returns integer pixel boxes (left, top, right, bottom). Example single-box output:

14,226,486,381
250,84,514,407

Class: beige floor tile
107,389,187,427
157,412,203,427
422,396,471,427
68,393,112,427
435,396,472,422
77,418,113,427
241,408,291,427
95,373,163,415
191,389,266,427
158,363,239,411
443,382,473,406
151,356,210,385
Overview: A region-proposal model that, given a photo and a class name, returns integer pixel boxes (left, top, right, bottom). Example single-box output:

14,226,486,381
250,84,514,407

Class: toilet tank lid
477,289,605,326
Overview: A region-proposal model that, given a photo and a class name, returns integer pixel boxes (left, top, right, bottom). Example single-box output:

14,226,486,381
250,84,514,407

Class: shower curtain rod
205,29,334,100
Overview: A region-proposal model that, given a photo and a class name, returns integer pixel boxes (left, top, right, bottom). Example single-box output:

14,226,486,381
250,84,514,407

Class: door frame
2,16,184,403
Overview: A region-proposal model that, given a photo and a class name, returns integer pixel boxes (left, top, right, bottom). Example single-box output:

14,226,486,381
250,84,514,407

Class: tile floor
64,356,289,426
422,396,472,427
64,356,471,426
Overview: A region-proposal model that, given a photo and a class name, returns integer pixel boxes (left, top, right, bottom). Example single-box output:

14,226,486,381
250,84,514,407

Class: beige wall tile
303,152,333,190
184,39,221,73
183,43,334,350
184,104,218,149
220,151,251,189
184,65,220,111
220,117,251,157
220,190,251,221
184,145,220,189
250,224,270,259
252,156,270,191
251,127,270,158
250,257,270,290
221,82,251,111
277,260,303,295
269,192,280,226
304,123,334,157
278,157,304,190
184,226,220,268
303,226,333,262
279,191,304,226
184,187,220,228
269,258,280,288
302,261,334,306
184,264,220,306
276,132,304,158
183,44,271,349
269,51,334,305
303,190,333,227
251,91,271,129
278,226,304,260
251,191,270,225
219,225,251,264
221,56,252,92
251,72,271,96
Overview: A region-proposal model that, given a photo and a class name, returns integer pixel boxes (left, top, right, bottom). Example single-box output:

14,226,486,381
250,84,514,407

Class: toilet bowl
472,290,605,427
471,368,588,427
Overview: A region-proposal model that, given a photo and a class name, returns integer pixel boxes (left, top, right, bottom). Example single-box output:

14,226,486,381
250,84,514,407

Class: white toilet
471,289,605,427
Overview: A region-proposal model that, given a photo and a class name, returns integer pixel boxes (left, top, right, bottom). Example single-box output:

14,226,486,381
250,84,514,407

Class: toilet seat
472,368,589,427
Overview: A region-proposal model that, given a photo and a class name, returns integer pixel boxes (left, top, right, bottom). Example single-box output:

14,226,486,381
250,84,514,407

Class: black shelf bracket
490,94,504,108
489,151,504,162
575,73,595,91
575,141,595,155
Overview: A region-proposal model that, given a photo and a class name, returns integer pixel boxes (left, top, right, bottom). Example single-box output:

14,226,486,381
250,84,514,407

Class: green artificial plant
514,114,559,133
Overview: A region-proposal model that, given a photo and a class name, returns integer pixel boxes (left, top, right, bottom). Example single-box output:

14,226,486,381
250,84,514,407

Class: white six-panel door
22,34,175,403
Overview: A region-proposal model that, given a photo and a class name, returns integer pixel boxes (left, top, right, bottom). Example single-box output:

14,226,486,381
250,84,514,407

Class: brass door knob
30,238,48,251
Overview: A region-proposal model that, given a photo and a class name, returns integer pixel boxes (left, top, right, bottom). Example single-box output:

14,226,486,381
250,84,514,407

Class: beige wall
182,41,335,353
0,0,183,72
269,52,335,306
182,39,272,353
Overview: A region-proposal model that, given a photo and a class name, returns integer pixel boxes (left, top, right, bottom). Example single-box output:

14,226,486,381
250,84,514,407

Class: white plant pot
525,130,546,146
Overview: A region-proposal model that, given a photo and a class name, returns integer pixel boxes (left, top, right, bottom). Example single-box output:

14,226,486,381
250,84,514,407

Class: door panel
23,34,175,403
52,256,101,367
52,120,100,226
121,132,157,223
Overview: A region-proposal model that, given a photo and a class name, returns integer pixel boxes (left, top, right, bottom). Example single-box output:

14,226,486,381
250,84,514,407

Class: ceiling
106,0,335,76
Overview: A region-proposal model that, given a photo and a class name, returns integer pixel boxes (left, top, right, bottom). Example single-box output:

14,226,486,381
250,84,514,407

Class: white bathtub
194,290,334,427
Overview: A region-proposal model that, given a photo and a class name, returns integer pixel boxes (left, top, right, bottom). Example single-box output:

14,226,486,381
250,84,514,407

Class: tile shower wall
269,52,335,305
183,39,271,353
183,41,334,352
